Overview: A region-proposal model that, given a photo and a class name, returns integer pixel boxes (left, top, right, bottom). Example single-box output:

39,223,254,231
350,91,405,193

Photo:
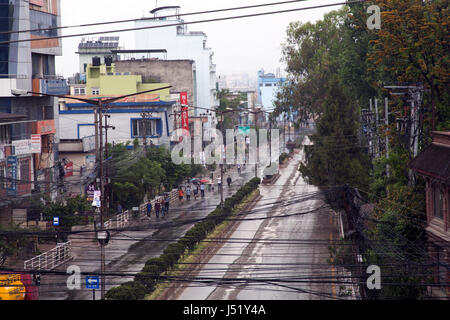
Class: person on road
160,199,166,218
237,164,241,175
227,176,232,187
154,201,161,219
146,202,152,219
178,187,184,202
193,185,199,200
217,177,222,192
164,193,170,214
200,183,205,197
186,185,191,201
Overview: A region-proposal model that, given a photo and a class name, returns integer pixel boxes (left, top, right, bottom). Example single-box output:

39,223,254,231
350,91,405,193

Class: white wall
135,19,218,116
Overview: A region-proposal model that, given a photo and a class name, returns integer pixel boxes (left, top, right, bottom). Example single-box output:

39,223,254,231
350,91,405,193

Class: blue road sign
53,217,60,226
86,276,100,289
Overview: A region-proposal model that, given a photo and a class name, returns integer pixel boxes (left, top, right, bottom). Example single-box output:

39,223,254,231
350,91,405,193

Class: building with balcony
0,0,67,225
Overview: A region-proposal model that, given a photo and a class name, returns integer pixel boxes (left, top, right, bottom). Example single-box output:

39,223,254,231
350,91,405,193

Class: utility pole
103,114,115,211
385,97,390,178
374,98,379,158
98,100,106,301
220,111,224,206
254,110,258,178
141,110,153,155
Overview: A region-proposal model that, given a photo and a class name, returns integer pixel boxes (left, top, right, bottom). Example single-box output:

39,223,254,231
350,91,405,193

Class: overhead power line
0,0,367,45
1,0,324,35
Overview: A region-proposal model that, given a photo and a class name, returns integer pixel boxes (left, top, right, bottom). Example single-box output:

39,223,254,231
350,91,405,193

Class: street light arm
25,90,100,105
102,85,172,103
23,85,173,105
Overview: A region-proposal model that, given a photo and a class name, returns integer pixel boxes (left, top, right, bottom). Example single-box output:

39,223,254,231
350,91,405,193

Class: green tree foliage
277,8,371,191
0,225,33,266
40,195,91,241
299,78,371,190
365,185,430,299
110,144,204,209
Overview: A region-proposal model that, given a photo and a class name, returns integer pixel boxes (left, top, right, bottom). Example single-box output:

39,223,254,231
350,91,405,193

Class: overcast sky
55,0,345,79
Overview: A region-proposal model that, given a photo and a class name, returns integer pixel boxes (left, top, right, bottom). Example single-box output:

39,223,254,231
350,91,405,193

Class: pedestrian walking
146,202,152,219
227,176,232,187
164,193,170,214
186,185,191,200
237,164,241,175
217,177,222,192
178,187,184,202
160,199,166,218
200,183,205,197
155,201,161,219
193,185,199,200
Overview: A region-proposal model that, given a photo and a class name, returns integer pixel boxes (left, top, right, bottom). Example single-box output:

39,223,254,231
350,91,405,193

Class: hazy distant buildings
257,69,286,113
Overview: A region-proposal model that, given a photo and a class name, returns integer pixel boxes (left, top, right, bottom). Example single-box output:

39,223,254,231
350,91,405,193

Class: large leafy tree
279,8,371,190
368,0,449,131
299,77,371,190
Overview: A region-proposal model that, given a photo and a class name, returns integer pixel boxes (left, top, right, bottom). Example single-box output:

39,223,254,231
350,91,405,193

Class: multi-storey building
257,69,286,114
134,6,219,131
0,0,67,225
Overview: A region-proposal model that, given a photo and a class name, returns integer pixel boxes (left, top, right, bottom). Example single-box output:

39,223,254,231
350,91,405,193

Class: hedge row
106,177,261,300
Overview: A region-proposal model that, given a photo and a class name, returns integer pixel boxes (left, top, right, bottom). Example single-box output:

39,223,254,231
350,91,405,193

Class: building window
19,159,30,183
265,83,272,87
131,119,158,138
92,88,100,95
433,186,444,219
0,125,10,144
74,87,86,95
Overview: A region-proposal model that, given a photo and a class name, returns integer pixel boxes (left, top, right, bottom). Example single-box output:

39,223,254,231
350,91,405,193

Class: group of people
142,172,235,219
145,194,170,219
177,182,207,202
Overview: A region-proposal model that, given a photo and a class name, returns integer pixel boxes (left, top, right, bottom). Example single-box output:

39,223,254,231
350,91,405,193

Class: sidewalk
38,164,254,300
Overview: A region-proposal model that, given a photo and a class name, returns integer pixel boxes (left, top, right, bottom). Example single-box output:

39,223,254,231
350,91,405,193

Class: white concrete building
134,6,219,122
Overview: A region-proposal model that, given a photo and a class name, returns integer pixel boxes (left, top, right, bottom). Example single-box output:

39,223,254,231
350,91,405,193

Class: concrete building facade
134,6,219,121
257,69,286,113
0,0,67,225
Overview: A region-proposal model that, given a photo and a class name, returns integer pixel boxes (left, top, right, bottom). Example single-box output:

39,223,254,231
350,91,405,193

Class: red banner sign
181,107,189,135
64,162,73,178
180,92,188,106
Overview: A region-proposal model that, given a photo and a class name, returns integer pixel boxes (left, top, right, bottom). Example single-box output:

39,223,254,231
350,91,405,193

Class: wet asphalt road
175,144,339,300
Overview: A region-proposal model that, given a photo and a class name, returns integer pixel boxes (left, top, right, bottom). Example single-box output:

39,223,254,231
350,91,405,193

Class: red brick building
410,131,450,298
